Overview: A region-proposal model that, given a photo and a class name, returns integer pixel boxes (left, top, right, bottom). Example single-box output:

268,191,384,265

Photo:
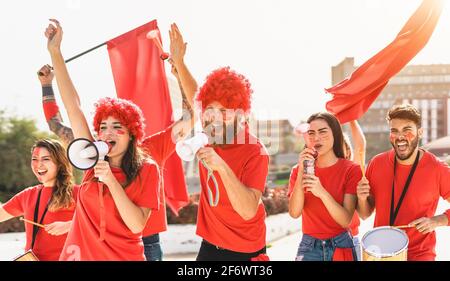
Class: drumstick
395,225,413,229
359,148,365,176
20,217,45,228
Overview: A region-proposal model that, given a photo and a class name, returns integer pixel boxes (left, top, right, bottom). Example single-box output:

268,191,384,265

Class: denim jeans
143,234,162,261
353,236,361,261
295,231,357,261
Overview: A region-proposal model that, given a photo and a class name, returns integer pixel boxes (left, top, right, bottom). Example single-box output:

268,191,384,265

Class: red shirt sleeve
240,150,269,193
288,165,300,197
141,126,176,167
133,163,160,210
438,160,450,200
344,163,362,195
2,188,31,217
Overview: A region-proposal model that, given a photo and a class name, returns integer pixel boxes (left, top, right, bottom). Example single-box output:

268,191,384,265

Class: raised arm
349,120,366,166
168,23,197,142
45,19,93,141
37,65,74,146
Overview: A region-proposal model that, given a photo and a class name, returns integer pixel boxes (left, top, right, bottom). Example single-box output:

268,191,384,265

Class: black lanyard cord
31,187,51,250
389,150,421,226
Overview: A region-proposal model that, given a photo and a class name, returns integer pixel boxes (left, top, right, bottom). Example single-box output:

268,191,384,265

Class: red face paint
389,133,397,144
405,131,415,142
31,147,41,179
116,129,125,135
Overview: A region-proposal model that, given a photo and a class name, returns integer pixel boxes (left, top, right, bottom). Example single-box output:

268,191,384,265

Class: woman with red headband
44,19,174,261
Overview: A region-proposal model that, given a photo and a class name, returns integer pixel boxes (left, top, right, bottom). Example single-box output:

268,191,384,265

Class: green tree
0,110,52,197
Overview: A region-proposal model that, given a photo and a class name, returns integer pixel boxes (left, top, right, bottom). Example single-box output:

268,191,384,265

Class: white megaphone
67,138,111,170
176,133,209,161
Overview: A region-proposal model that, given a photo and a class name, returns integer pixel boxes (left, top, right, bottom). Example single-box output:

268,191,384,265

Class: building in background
332,57,450,160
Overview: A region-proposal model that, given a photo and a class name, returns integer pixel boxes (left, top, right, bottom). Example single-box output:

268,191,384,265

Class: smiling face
31,147,58,186
389,118,422,161
98,116,131,160
305,119,334,157
202,101,242,145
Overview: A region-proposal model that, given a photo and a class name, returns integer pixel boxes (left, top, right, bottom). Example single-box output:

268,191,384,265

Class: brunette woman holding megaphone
44,19,196,261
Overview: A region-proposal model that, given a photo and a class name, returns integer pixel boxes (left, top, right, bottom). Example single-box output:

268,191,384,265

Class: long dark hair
32,139,74,211
120,137,148,187
307,112,345,159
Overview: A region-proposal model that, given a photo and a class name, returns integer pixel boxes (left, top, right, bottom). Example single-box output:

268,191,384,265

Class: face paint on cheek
405,132,415,142
389,133,397,144
116,130,125,135
31,148,41,179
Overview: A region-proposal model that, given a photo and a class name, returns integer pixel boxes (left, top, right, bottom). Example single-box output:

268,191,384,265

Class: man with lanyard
357,104,450,261
194,67,270,261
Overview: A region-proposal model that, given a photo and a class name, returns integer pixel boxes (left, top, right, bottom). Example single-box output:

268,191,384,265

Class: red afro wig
196,67,253,112
93,97,145,143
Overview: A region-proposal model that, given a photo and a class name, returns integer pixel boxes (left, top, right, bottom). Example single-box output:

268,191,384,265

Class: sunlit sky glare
0,0,449,131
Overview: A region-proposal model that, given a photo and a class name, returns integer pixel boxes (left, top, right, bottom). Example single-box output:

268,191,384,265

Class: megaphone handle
201,159,219,207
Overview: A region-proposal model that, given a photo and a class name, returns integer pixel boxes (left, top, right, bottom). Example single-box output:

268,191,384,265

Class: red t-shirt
288,159,362,240
59,162,160,261
141,126,176,237
196,127,269,253
366,149,450,261
3,184,79,261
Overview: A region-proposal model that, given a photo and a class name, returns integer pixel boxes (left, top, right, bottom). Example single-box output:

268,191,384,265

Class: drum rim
361,226,409,258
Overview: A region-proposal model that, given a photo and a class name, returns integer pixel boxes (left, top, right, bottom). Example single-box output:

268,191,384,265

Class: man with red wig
195,67,270,261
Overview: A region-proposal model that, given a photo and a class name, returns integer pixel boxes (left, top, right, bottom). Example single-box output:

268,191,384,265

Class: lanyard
31,186,51,249
389,150,420,226
201,159,220,207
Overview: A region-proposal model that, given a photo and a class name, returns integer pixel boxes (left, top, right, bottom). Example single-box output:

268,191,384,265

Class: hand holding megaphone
67,138,112,181
176,133,209,162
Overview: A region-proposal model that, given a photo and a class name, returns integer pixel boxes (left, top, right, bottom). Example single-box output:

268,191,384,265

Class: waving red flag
106,20,189,215
325,0,444,124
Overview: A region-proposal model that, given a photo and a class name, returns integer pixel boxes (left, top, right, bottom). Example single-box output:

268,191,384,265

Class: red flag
106,20,189,214
325,0,443,124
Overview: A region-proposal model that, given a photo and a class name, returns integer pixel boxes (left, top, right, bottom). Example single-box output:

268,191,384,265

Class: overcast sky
1,0,449,131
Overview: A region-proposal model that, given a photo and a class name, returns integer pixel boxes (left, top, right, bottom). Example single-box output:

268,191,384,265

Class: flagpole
39,42,107,75
64,42,107,63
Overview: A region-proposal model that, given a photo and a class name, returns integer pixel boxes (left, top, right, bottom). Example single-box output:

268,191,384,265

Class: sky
0,0,449,131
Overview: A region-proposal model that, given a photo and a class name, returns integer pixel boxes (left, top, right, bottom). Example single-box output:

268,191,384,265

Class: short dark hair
386,104,422,128
307,112,345,159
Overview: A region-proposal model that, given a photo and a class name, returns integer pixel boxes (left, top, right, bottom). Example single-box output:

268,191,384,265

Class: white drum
361,226,409,261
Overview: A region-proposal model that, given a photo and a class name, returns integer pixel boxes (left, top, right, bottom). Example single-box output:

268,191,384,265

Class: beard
391,135,420,161
203,118,242,146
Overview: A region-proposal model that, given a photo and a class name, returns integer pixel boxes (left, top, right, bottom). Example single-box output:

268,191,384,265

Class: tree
0,110,52,197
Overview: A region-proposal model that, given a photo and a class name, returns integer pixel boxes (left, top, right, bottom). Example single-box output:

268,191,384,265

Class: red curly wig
196,67,253,112
93,97,145,143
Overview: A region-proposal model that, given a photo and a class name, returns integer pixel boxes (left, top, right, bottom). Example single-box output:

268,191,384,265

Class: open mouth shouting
105,140,117,149
396,140,409,154
37,169,48,176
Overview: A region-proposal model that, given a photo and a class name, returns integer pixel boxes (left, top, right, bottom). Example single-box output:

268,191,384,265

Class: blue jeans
295,232,357,261
353,236,361,261
143,234,162,261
